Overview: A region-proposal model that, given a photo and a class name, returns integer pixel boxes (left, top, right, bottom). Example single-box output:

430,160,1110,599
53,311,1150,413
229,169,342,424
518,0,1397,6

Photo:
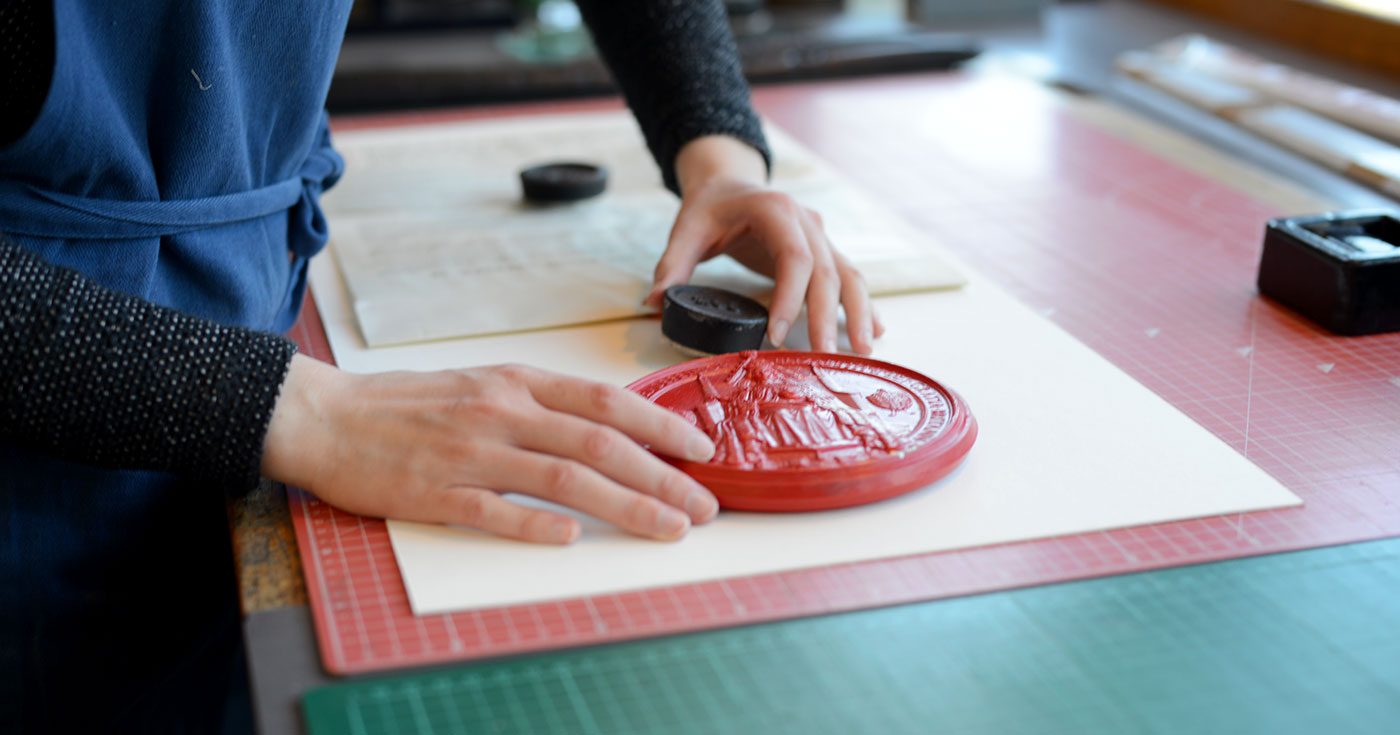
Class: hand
645,136,885,355
261,355,719,544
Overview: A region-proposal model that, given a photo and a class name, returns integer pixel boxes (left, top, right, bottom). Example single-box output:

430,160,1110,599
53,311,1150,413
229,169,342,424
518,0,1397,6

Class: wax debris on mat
627,350,977,512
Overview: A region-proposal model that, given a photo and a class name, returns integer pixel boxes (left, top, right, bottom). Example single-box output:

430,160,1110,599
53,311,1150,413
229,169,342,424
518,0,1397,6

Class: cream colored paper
307,243,1303,616
320,112,964,347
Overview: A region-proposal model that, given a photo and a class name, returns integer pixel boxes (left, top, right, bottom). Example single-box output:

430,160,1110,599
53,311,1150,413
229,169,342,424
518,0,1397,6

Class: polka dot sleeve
0,239,298,493
576,0,771,195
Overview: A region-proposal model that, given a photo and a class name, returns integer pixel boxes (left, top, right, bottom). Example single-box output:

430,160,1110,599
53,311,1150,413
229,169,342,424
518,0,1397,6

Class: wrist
674,135,768,196
260,354,348,489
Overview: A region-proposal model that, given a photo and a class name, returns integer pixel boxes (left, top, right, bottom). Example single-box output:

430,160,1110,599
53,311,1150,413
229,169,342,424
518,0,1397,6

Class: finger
420,486,581,545
834,252,875,356
800,213,841,353
754,213,814,348
483,446,693,541
514,411,719,524
524,373,715,463
646,209,716,308
873,306,887,338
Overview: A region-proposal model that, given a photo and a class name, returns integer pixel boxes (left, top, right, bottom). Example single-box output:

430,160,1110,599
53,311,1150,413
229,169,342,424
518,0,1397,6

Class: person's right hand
260,355,719,544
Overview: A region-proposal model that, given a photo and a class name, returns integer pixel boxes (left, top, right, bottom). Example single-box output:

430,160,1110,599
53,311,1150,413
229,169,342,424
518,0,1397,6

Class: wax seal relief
628,351,978,511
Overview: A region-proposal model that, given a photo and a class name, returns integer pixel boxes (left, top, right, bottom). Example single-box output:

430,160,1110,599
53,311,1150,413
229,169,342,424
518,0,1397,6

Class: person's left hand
643,136,884,356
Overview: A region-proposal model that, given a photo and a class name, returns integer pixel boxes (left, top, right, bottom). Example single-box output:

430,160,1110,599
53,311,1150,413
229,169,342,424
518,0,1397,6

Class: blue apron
0,1,350,730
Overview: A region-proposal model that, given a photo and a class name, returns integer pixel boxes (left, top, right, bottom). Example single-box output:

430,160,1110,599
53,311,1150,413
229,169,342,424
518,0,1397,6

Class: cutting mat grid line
289,74,1400,674
302,540,1400,735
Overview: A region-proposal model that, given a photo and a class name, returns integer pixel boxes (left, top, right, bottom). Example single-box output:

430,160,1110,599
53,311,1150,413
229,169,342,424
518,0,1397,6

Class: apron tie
0,120,343,261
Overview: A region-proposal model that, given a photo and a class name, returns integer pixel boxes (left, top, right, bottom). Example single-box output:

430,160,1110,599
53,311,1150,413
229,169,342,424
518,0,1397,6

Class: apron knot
0,114,344,258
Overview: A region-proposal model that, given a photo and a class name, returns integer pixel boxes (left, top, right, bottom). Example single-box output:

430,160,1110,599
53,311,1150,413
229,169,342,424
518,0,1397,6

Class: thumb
645,209,714,308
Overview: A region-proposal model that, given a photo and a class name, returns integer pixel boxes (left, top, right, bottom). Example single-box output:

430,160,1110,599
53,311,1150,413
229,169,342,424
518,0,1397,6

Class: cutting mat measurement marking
290,74,1400,674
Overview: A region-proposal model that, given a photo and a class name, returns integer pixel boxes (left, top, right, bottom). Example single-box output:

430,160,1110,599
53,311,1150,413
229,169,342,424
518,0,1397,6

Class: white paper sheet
320,113,965,346
308,245,1303,617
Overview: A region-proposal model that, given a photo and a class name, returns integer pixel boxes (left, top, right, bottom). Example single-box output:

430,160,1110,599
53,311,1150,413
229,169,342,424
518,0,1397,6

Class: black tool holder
1257,211,1400,335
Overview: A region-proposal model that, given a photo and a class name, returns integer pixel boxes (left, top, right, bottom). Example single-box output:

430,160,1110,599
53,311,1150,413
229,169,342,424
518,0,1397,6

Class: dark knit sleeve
575,0,771,195
0,239,298,493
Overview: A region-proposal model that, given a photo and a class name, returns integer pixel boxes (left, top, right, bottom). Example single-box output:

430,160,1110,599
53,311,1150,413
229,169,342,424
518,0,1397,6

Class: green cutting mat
305,539,1400,734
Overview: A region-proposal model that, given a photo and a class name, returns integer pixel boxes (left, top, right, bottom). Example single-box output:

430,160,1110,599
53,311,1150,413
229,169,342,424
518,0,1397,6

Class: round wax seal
662,285,768,356
627,351,977,512
519,162,608,202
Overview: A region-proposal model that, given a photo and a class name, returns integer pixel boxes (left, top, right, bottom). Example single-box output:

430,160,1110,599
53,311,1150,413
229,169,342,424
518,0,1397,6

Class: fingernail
687,433,716,462
550,519,580,544
685,489,719,523
769,319,790,347
656,507,690,538
822,337,837,353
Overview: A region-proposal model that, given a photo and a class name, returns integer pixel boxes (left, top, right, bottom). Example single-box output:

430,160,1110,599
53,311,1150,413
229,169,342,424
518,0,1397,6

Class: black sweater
0,0,769,492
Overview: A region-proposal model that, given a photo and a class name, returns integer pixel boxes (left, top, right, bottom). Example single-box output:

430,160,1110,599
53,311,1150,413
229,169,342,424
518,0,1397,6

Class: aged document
320,112,965,346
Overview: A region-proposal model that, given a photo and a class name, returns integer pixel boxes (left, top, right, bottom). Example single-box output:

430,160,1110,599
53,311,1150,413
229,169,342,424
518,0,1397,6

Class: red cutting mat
288,72,1400,675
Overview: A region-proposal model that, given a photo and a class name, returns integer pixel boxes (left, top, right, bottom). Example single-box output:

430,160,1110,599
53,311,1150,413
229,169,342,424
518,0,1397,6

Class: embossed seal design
628,351,977,512
867,388,914,412
684,352,930,470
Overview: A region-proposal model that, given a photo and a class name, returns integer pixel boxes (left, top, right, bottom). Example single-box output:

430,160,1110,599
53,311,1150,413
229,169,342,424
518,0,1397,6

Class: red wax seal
627,351,978,512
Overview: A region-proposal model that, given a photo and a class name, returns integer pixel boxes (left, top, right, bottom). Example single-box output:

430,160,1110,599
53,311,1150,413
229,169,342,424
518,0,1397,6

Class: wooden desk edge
1148,0,1400,79
229,479,308,615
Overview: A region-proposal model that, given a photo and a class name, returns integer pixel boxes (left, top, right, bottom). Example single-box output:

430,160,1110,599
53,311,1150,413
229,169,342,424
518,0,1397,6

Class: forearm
674,135,768,195
0,238,297,492
259,353,340,490
574,0,771,193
